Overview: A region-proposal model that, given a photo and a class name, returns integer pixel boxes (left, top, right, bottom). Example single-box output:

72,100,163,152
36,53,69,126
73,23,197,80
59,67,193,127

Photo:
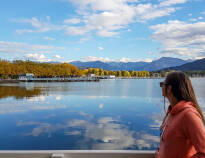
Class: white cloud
81,56,115,62
143,58,153,62
78,112,90,117
17,115,160,149
96,30,119,37
98,117,116,124
12,1,188,37
98,46,104,51
64,131,81,136
120,57,133,62
55,96,62,100
54,55,61,59
15,17,63,34
65,26,89,35
27,96,46,102
26,122,65,137
193,56,205,60
0,41,65,54
150,20,205,58
66,117,160,149
0,101,67,114
81,56,153,62
149,113,164,129
135,3,176,21
67,118,136,149
63,18,81,24
120,57,153,62
25,53,63,62
43,36,55,41
78,36,91,43
198,16,203,20
135,133,159,149
25,53,52,62
99,103,104,109
61,0,187,37
159,0,187,7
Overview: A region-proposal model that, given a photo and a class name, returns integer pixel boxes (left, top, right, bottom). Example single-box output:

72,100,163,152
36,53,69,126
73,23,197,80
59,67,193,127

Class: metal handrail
0,150,155,158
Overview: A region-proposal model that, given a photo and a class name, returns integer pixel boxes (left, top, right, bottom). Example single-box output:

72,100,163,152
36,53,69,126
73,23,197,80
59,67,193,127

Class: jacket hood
170,100,195,115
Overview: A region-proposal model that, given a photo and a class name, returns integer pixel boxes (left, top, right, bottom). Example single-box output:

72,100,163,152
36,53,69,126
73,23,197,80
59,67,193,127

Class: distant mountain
108,61,148,71
142,57,189,71
163,58,205,71
70,60,148,71
69,57,192,71
70,61,113,70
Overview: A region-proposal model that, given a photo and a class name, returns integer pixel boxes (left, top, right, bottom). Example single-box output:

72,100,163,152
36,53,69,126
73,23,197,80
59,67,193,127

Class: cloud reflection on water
17,115,160,150
67,117,160,150
0,101,67,114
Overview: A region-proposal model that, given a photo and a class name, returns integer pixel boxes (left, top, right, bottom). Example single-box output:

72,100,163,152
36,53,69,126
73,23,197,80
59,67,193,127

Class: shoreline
0,78,100,83
0,76,204,83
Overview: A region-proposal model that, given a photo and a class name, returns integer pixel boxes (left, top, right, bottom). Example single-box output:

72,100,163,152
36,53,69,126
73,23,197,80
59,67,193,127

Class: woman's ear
167,85,172,95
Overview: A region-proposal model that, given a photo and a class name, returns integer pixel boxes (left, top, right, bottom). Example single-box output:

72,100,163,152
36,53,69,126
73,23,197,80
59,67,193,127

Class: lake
0,78,205,150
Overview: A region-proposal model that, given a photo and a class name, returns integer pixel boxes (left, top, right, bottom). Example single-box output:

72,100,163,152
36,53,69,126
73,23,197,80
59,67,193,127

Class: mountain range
164,58,205,71
69,57,193,71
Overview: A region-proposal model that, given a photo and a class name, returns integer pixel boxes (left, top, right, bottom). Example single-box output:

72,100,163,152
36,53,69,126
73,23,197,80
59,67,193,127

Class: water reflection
0,86,42,99
0,94,67,114
0,79,204,150
17,121,66,137
17,115,160,150
68,117,160,150
149,113,164,129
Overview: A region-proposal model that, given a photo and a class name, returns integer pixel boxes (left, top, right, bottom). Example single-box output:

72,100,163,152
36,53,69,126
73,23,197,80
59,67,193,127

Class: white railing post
51,153,64,158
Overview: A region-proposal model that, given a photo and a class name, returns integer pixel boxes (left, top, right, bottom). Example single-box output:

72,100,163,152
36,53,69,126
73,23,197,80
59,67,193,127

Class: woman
156,71,205,158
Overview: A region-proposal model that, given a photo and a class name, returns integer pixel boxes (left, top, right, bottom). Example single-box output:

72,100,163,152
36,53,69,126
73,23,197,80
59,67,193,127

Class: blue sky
0,0,205,63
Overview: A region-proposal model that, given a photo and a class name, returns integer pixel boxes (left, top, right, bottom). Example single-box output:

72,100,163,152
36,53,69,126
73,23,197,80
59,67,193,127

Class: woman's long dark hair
165,71,205,123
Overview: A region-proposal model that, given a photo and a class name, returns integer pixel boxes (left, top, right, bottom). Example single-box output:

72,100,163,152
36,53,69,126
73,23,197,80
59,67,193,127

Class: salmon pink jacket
156,100,205,158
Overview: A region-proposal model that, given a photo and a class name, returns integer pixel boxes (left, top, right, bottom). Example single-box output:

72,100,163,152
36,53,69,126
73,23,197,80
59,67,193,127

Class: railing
0,150,155,158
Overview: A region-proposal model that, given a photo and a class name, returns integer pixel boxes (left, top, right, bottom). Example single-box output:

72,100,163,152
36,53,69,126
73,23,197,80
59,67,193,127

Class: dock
0,77,100,83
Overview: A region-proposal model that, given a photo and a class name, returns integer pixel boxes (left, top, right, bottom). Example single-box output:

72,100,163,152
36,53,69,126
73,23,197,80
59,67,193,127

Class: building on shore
88,74,96,77
109,75,115,79
18,73,34,80
151,73,161,78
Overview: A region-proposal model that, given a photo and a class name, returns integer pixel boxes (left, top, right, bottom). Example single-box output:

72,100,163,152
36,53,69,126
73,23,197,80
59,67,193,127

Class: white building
88,74,96,77
109,75,115,79
18,73,34,80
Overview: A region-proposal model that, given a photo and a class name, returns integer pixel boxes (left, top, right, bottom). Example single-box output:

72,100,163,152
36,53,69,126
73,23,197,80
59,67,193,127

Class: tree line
0,59,81,78
82,68,150,77
158,70,205,77
185,71,205,77
0,60,151,78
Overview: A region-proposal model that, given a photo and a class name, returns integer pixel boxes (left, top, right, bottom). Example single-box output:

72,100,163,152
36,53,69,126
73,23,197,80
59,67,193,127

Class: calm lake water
0,78,205,150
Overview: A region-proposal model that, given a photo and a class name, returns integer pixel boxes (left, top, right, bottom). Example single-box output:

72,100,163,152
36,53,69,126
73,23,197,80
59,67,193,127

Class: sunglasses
160,82,168,87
